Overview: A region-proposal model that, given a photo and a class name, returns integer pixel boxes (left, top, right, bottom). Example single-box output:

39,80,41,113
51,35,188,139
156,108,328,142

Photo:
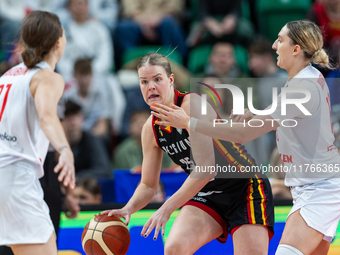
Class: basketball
81,215,130,255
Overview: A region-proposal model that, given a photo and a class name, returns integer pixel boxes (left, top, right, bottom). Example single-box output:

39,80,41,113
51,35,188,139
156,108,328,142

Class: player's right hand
54,148,75,189
98,208,132,226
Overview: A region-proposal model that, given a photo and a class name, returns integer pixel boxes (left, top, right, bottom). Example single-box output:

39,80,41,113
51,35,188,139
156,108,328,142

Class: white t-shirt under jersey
270,64,340,187
0,62,51,178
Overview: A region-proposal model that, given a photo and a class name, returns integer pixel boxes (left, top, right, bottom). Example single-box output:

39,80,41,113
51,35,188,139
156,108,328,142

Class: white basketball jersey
0,62,51,178
271,64,340,186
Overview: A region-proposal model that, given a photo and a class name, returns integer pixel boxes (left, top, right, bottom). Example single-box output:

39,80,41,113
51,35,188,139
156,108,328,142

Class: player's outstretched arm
99,116,164,225
142,94,217,240
31,69,75,189
152,102,278,144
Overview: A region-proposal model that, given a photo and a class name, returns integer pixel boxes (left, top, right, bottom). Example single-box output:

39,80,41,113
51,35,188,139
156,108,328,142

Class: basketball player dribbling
152,20,340,255
100,53,275,255
0,11,75,255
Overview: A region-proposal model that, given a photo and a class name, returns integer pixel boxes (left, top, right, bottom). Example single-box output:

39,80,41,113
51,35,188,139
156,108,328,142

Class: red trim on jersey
230,225,274,241
152,116,161,148
183,201,228,243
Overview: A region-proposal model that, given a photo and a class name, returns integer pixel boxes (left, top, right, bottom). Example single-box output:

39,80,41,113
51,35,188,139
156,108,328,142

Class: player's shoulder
141,114,158,147
35,69,63,82
142,114,154,134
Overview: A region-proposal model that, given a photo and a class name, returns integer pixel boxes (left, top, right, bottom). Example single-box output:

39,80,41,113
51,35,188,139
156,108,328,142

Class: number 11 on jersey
0,84,12,122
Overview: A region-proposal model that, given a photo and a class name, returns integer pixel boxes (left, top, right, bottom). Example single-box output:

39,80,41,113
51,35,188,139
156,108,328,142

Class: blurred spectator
205,42,246,79
307,0,340,65
70,177,102,205
205,42,259,107
188,0,255,47
114,0,187,69
268,147,292,200
150,181,166,203
326,48,340,107
0,0,25,52
63,59,111,137
248,38,288,155
53,0,119,32
57,0,113,81
113,110,173,170
248,38,288,109
63,100,112,178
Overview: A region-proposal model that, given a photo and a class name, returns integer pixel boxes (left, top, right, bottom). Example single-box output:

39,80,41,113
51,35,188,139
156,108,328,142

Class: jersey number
0,84,12,122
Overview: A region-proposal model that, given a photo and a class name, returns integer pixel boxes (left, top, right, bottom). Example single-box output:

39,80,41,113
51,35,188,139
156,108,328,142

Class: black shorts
183,174,274,243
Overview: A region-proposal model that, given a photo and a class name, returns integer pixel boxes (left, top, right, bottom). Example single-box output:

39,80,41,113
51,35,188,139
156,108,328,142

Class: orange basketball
81,215,130,255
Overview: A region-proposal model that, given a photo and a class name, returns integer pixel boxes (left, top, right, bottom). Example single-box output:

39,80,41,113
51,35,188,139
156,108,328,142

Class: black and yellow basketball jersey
152,90,258,190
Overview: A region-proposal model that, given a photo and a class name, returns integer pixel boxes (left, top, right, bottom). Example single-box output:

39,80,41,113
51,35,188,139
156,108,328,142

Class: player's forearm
194,119,246,144
39,114,70,153
124,183,157,214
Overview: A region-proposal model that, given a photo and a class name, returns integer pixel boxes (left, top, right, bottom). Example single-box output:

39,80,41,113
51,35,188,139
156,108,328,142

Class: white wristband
189,117,198,132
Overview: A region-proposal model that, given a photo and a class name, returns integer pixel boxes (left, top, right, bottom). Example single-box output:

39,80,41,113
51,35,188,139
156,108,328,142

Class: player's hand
98,207,132,226
230,108,253,123
141,207,171,240
151,103,190,130
54,148,75,189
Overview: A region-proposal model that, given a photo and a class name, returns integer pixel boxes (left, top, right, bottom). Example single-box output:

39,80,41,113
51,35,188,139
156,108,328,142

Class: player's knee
275,244,304,255
164,239,192,255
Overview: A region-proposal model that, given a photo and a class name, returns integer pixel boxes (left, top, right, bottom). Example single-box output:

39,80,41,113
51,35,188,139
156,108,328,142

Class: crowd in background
0,0,340,206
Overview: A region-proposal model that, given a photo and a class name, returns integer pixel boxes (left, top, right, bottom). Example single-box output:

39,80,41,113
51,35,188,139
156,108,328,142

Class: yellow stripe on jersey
256,176,267,226
249,178,256,224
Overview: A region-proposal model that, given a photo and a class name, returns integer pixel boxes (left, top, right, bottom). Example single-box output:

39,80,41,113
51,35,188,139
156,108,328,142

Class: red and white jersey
0,62,51,178
271,64,340,186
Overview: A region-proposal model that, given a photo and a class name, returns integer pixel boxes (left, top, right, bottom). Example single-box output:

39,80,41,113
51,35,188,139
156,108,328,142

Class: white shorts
0,161,54,245
288,178,340,242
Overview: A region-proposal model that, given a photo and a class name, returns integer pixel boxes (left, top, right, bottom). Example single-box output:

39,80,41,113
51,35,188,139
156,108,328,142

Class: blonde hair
137,53,172,77
286,20,332,69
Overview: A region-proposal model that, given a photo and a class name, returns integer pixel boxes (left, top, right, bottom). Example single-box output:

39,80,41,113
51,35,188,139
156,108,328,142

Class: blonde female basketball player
100,53,275,255
152,20,340,255
0,11,75,255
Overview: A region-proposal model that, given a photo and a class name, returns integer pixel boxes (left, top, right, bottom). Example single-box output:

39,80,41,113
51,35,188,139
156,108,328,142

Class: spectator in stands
326,48,340,107
63,100,112,178
248,38,288,109
57,0,113,81
205,42,259,107
53,0,119,33
0,0,25,52
307,0,340,65
114,0,187,69
70,177,102,205
113,110,173,170
63,59,111,138
206,42,246,79
188,0,255,47
150,181,167,203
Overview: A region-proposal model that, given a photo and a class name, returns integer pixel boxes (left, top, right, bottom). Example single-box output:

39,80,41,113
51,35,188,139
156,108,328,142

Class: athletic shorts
183,175,274,243
0,161,54,245
288,178,340,242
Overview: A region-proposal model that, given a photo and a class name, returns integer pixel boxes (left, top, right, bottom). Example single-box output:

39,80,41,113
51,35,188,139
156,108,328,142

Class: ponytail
21,47,43,68
312,48,334,69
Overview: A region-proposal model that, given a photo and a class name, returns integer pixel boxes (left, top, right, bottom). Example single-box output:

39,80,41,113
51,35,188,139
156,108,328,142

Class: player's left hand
141,207,171,240
151,103,190,130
